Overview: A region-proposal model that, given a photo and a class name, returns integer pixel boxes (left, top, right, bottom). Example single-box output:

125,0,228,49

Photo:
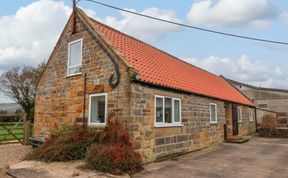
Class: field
0,123,24,142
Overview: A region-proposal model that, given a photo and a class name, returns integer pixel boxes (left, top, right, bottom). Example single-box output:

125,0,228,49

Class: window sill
88,123,106,128
210,122,218,125
154,123,183,128
65,73,82,78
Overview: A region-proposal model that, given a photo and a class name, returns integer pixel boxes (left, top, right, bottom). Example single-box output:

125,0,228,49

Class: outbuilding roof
86,13,254,107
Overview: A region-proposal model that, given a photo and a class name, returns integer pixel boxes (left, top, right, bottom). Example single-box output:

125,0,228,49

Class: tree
0,62,45,121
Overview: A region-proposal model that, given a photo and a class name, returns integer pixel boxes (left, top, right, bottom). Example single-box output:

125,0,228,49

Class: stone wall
259,128,288,138
225,104,256,140
34,16,132,138
128,84,256,161
238,106,256,136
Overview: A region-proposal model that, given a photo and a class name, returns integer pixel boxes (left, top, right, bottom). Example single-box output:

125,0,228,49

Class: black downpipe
224,124,227,141
83,73,87,128
254,107,258,132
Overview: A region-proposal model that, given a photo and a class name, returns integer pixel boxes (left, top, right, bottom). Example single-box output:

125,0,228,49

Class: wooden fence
0,121,33,144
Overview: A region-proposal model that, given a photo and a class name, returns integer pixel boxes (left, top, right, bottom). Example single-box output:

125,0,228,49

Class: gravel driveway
0,143,32,178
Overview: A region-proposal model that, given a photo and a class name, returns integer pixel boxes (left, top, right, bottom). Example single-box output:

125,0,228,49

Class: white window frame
67,38,83,76
173,98,181,124
237,107,242,123
209,103,217,124
249,108,253,122
88,93,107,126
154,95,182,127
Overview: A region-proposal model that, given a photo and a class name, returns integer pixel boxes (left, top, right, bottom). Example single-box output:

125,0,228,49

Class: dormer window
68,39,82,76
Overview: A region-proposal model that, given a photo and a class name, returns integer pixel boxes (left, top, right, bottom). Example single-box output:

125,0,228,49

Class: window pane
174,100,180,122
69,41,81,67
90,95,106,124
156,97,163,123
165,98,172,123
249,108,253,121
238,108,242,122
68,66,82,75
210,105,216,122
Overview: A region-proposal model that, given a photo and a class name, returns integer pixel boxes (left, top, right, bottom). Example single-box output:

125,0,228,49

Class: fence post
22,115,31,145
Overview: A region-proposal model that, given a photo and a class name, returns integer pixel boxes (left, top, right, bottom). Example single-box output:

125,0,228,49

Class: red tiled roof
88,17,254,107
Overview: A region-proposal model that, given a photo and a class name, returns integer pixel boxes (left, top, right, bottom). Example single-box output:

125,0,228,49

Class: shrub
27,119,143,175
26,126,101,162
260,114,277,137
86,144,143,175
98,119,132,147
85,119,143,174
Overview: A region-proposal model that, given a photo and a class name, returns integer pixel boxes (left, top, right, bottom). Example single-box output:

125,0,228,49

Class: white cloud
281,11,288,24
183,55,288,89
0,0,71,71
102,8,182,43
186,0,279,28
0,1,181,73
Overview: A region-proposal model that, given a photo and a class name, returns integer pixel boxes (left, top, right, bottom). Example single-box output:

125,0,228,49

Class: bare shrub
260,114,277,137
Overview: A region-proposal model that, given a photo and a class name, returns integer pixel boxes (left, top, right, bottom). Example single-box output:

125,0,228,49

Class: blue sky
1,0,288,102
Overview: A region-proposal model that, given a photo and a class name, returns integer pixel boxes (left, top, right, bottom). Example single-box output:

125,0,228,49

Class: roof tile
88,17,254,107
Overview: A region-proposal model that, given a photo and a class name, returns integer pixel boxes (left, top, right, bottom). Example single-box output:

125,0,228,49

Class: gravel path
0,143,32,178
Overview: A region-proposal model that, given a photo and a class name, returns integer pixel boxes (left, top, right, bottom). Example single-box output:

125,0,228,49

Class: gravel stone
0,143,32,177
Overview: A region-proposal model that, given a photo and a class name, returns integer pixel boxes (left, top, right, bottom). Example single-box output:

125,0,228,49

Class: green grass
0,124,24,141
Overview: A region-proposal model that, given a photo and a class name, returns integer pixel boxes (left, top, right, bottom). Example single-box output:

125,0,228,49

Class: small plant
86,144,143,175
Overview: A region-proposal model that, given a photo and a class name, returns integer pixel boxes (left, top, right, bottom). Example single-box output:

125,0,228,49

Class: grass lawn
0,124,23,141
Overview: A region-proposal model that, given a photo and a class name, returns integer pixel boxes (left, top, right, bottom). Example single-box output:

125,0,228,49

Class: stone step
226,137,250,144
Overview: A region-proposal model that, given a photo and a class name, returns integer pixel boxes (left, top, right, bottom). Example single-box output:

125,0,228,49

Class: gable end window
154,95,182,127
210,103,217,124
237,107,242,123
88,93,107,126
68,39,82,76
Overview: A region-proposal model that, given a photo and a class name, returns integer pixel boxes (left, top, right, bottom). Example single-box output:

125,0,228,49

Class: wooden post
22,114,31,145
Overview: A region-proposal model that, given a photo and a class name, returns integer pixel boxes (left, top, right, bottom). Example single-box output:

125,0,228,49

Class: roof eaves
221,76,255,107
133,77,256,107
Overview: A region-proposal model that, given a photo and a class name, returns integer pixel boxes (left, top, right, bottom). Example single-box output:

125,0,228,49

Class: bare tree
0,62,45,121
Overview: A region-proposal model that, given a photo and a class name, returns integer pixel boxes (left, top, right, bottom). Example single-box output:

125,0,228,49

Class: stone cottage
34,8,256,163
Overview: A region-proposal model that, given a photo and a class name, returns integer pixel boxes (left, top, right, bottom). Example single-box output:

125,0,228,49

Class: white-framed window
68,39,82,76
237,107,242,123
209,103,217,124
88,93,107,126
154,95,182,127
249,108,253,121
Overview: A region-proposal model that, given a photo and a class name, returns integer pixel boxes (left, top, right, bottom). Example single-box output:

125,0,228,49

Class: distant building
226,78,288,127
227,79,288,114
